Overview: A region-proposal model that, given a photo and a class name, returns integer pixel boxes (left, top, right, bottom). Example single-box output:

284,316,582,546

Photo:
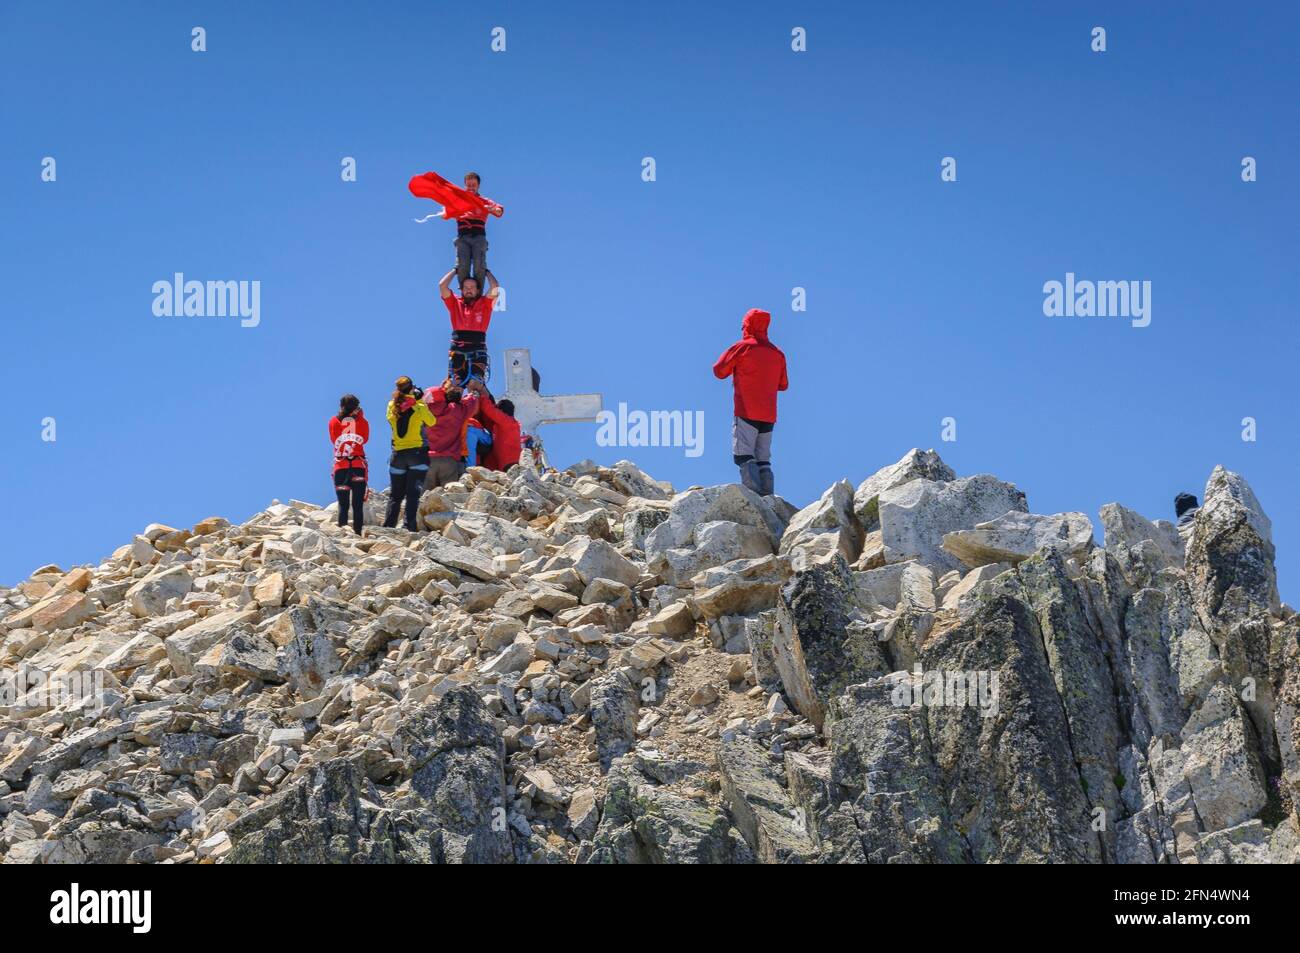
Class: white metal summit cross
498,347,602,437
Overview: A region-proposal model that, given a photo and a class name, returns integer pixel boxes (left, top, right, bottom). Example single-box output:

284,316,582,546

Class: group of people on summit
327,169,790,535
327,171,522,533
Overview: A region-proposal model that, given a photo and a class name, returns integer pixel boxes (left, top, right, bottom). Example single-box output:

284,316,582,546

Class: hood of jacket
742,308,771,342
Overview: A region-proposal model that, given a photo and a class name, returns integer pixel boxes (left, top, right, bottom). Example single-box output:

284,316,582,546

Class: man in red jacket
470,380,523,472
712,308,788,496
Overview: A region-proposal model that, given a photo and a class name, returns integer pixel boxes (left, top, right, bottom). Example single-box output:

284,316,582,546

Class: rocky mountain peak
1,449,1295,864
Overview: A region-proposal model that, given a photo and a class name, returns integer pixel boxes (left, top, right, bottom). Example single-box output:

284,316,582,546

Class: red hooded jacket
712,309,788,423
476,396,522,472
329,411,370,473
422,387,481,459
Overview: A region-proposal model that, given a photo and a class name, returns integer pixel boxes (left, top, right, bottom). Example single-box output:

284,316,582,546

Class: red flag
408,171,490,220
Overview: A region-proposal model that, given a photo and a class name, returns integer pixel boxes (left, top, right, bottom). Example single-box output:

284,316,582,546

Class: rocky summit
1,450,1295,864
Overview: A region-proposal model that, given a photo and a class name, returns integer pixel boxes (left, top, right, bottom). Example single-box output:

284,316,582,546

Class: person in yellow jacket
384,376,437,530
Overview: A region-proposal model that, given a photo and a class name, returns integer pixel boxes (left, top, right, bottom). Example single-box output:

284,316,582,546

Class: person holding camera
384,376,437,531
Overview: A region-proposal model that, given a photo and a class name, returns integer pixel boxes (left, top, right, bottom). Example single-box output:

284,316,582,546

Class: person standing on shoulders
454,171,504,293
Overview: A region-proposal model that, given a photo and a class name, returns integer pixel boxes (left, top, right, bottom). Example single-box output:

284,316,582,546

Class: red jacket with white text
329,411,370,473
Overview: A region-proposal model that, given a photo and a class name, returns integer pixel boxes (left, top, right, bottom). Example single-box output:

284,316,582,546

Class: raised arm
469,380,506,425
424,380,452,414
484,270,500,299
713,342,742,379
439,269,456,299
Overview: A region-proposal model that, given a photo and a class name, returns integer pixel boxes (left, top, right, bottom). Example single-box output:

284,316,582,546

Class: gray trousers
732,417,773,463
454,234,488,290
424,456,466,490
732,416,774,495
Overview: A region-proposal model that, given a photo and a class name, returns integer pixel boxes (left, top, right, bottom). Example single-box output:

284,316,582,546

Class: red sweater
329,411,369,472
423,388,480,459
477,396,522,471
712,309,788,423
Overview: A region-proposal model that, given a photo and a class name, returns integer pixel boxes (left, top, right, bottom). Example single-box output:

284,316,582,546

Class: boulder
423,535,498,581
126,566,193,618
194,629,282,682
1186,466,1279,621
228,686,512,863
649,519,773,586
717,737,816,863
690,579,780,620
226,757,402,863
584,756,753,864
587,670,638,771
899,562,938,612
549,537,641,589
827,676,970,863
163,608,259,676
98,633,166,673
941,510,1094,567
9,592,96,632
852,561,914,610
878,474,1027,574
771,556,886,729
940,563,1010,614
779,480,865,568
645,602,695,639
853,448,955,530
388,687,514,863
1181,682,1269,832
623,507,669,551
644,484,786,561
1099,502,1184,570
252,572,286,608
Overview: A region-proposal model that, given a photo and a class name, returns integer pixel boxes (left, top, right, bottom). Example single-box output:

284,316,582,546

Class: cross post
498,348,603,437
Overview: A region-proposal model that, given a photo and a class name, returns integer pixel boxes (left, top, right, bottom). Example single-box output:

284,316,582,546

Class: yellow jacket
387,398,437,451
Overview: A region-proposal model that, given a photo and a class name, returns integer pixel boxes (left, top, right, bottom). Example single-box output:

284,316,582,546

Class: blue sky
3,1,1297,599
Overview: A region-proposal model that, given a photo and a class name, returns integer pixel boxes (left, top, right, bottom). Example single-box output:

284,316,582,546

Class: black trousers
384,448,428,531
333,467,367,532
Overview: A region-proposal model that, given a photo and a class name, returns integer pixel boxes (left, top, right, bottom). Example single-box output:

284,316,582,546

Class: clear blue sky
3,2,1296,600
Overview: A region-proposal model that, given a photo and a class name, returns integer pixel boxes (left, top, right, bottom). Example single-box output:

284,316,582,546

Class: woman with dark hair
384,376,437,531
329,394,369,533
